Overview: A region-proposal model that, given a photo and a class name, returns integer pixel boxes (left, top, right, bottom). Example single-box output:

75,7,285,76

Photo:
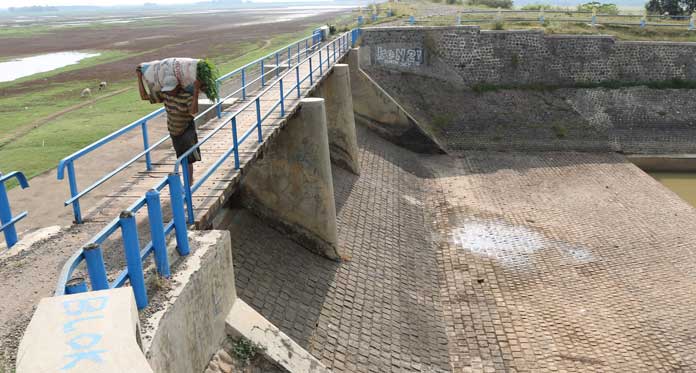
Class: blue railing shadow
0,171,29,250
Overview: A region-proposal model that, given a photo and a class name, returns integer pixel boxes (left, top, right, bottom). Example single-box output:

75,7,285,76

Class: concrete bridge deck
90,45,344,229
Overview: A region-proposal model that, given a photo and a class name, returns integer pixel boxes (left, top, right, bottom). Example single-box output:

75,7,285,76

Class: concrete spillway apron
241,97,342,261
316,64,361,175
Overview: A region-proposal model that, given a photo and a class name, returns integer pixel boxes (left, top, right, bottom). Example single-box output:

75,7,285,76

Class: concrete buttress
241,98,342,261
315,64,361,175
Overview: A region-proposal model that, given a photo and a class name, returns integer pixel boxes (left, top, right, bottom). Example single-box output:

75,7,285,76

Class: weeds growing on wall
232,337,258,366
551,124,568,138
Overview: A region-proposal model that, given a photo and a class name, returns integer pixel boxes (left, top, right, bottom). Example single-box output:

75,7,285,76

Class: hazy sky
0,0,322,7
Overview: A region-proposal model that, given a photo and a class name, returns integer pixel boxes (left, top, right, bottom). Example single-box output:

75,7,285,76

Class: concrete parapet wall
144,230,236,373
16,287,152,373
359,26,696,86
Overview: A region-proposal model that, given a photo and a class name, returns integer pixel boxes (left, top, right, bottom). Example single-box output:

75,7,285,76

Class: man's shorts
171,122,202,164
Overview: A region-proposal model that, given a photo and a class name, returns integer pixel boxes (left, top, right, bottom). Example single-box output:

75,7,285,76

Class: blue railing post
309,58,314,86
409,15,415,25
275,53,280,78
181,158,194,224
146,189,170,278
333,42,337,63
241,68,246,100
279,79,285,117
255,98,263,143
305,38,309,57
83,243,110,290
297,43,301,64
120,211,148,310
65,278,88,294
319,50,323,75
326,45,331,69
287,46,292,68
261,60,265,87
167,173,190,256
66,161,82,224
141,121,152,171
231,117,240,170
296,66,301,98
216,81,222,119
0,178,17,248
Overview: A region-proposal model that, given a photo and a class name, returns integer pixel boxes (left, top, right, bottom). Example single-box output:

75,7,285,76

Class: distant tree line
645,0,696,15
8,6,59,12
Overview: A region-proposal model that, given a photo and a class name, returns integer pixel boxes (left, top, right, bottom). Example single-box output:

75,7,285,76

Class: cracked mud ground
228,125,696,372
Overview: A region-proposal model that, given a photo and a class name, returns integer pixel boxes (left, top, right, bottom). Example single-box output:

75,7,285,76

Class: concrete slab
225,299,330,373
16,287,151,373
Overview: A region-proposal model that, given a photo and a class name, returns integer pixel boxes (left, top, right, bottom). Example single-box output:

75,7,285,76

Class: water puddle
649,172,696,207
0,51,100,82
451,219,594,268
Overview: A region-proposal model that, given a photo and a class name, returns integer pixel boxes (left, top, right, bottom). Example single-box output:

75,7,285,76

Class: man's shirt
161,90,194,136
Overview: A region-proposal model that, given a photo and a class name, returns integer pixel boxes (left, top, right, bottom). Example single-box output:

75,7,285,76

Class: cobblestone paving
424,151,696,372
227,125,451,372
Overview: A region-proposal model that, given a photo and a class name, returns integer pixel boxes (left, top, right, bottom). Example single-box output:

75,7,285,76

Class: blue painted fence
57,30,326,225
55,30,358,310
0,171,29,250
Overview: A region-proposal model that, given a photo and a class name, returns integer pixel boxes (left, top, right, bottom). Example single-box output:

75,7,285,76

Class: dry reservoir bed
228,125,696,372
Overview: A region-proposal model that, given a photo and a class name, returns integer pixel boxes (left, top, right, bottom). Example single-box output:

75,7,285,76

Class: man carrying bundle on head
136,58,219,183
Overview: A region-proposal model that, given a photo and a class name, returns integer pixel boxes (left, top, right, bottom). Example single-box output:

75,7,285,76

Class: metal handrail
0,171,30,250
53,28,347,310
172,31,353,224
54,173,190,310
56,30,325,225
406,12,694,29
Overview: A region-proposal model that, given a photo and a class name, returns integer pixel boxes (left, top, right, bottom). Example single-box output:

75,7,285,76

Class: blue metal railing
57,30,325,225
0,171,29,250
55,173,190,309
174,31,353,225
54,29,357,310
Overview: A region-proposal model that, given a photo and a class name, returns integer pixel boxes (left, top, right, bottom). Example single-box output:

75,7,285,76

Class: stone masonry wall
360,26,696,86
357,26,696,153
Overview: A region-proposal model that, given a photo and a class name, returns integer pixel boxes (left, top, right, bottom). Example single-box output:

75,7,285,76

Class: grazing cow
81,88,91,98
99,81,107,91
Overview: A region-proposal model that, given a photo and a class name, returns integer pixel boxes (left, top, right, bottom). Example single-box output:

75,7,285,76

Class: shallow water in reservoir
650,172,696,207
0,51,100,82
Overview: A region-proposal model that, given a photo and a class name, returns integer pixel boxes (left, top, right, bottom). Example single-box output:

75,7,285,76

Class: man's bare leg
188,163,194,184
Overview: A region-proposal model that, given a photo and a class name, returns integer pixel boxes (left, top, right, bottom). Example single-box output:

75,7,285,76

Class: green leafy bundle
197,59,220,101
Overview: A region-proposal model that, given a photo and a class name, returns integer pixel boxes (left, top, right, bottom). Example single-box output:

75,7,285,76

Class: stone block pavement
229,124,696,372
425,151,696,372
228,125,451,373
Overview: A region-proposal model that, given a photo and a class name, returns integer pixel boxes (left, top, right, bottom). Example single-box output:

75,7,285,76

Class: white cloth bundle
139,57,199,103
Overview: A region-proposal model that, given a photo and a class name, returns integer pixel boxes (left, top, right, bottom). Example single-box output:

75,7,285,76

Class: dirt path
0,87,133,148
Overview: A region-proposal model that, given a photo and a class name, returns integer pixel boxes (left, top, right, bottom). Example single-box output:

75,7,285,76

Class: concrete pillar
317,64,361,175
241,98,341,261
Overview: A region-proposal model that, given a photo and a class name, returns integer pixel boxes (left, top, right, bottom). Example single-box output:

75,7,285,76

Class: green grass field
0,23,334,181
